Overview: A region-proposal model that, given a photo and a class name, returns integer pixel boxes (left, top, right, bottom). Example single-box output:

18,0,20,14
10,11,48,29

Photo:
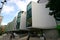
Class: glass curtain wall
16,12,21,29
26,2,32,27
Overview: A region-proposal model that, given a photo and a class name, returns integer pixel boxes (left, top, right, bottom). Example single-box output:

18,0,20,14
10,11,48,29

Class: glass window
16,12,21,29
16,22,20,29
27,2,32,10
26,3,32,27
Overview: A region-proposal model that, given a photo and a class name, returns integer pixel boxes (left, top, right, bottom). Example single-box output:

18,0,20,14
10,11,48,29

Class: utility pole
0,0,7,27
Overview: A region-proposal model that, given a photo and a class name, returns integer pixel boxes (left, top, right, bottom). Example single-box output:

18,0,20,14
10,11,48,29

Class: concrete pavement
0,34,40,40
0,33,60,40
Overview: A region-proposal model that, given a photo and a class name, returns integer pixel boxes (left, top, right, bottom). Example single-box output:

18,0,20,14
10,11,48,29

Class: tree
46,0,60,37
0,27,3,35
46,0,60,19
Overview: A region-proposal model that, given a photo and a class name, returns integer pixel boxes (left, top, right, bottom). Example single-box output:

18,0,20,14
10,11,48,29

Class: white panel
32,2,56,29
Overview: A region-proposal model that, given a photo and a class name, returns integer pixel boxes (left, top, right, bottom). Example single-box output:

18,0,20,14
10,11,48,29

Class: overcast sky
0,0,38,25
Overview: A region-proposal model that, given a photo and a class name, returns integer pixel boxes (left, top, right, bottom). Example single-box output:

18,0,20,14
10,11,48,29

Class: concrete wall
32,1,56,29
20,12,27,30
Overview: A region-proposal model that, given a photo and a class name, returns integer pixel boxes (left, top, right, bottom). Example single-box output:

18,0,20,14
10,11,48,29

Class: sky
0,0,38,25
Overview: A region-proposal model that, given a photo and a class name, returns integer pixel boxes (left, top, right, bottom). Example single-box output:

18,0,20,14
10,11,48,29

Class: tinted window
26,3,32,27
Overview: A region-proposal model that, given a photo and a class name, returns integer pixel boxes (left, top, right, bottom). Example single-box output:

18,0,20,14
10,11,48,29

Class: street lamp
0,0,7,14
0,0,7,27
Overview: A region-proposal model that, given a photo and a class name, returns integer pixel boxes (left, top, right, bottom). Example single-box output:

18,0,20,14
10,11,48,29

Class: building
16,11,27,30
0,16,3,27
26,1,58,40
6,17,17,32
12,17,17,31
7,22,12,31
20,11,27,30
26,1,56,29
16,11,28,34
16,11,21,30
4,25,8,32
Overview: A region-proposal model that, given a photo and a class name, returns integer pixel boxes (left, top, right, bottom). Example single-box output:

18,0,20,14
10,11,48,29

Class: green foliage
46,0,60,36
56,25,60,29
0,27,5,35
0,27,2,35
57,29,60,37
46,0,60,19
46,0,60,11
